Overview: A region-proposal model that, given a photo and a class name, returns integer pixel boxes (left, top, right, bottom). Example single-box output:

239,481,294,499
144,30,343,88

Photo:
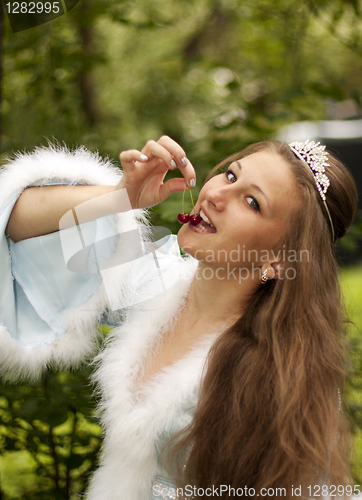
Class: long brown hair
167,141,358,498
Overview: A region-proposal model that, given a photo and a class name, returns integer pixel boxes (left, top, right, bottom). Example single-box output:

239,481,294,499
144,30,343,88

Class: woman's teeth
193,209,216,233
199,209,215,228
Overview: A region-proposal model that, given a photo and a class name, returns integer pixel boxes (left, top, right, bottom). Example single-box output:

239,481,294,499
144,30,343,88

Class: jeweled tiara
288,140,335,242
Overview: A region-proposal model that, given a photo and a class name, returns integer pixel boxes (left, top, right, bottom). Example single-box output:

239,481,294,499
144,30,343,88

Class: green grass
340,263,362,482
340,264,362,334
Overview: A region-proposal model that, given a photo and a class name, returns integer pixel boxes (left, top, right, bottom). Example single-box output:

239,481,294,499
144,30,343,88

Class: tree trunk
77,3,98,127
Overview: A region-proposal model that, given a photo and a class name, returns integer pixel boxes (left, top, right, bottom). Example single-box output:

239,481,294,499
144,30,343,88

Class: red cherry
178,213,191,224
190,214,202,225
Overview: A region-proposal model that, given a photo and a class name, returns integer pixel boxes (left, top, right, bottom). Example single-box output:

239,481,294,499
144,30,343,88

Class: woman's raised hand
117,136,196,209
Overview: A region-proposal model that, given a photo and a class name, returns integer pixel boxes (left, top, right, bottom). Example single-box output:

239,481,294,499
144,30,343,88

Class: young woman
0,136,358,499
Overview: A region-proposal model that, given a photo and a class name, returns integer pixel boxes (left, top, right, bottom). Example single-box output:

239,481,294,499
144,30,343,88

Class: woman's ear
270,261,284,280
260,261,284,281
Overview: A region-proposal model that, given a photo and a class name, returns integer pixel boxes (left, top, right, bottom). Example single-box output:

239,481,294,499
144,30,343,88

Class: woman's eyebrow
235,161,270,208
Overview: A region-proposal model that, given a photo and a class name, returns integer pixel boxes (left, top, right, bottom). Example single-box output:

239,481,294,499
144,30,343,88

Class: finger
141,140,178,170
119,149,148,170
157,135,188,168
156,135,196,187
159,177,189,203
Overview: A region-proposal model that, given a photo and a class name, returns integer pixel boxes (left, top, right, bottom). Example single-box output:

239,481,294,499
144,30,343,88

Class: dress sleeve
0,145,150,383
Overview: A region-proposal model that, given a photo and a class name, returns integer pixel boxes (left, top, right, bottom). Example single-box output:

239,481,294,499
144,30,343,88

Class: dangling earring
260,270,268,284
178,186,201,225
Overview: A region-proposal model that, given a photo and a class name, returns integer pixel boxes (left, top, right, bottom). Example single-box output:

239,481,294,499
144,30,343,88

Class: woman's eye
246,196,260,212
225,170,260,212
225,169,236,182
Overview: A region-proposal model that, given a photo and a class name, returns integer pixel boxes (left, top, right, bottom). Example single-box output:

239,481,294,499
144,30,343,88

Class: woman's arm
6,184,119,242
6,136,196,243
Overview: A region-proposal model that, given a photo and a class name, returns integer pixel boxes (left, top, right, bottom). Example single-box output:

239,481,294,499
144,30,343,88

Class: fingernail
140,154,148,161
181,157,188,166
189,178,196,188
170,159,177,169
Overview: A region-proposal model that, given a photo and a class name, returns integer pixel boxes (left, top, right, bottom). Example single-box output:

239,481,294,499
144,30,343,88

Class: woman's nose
205,186,229,211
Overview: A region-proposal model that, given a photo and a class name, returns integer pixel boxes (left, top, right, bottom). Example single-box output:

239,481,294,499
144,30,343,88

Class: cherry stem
189,189,195,212
181,185,196,215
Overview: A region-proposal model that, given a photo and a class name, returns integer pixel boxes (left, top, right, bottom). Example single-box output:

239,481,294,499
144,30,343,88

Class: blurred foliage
339,211,362,263
1,0,362,497
0,367,102,499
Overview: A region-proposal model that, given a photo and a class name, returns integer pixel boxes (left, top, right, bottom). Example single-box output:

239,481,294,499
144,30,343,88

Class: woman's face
177,150,302,269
